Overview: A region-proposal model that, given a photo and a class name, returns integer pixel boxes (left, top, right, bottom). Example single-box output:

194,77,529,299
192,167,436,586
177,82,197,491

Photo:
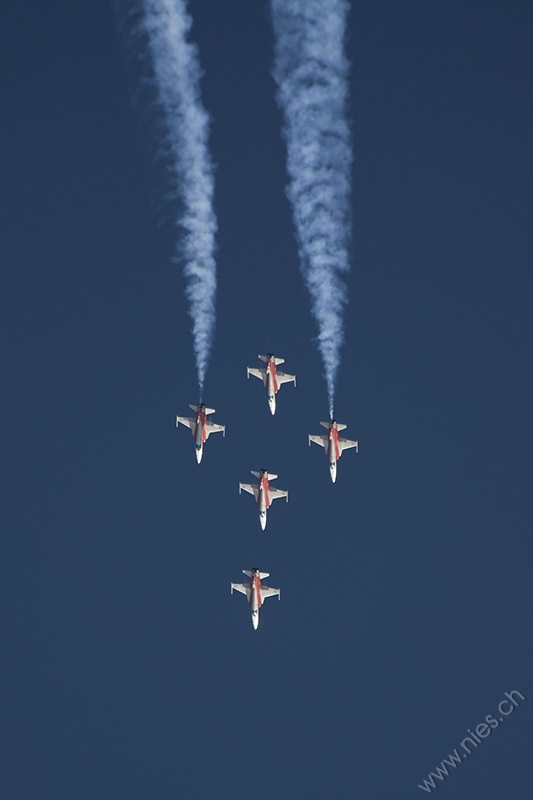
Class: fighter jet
239,470,288,530
247,354,296,415
309,420,358,483
231,569,280,629
176,404,225,463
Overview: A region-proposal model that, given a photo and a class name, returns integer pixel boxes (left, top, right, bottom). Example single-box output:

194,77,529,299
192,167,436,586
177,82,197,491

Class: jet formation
176,354,358,628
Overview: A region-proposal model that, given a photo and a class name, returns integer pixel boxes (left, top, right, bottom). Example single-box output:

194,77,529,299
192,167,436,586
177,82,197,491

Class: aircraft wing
247,367,266,380
269,488,288,502
205,422,225,438
309,434,328,449
231,583,251,600
239,483,259,500
338,436,358,454
177,416,195,430
276,370,296,386
260,585,280,602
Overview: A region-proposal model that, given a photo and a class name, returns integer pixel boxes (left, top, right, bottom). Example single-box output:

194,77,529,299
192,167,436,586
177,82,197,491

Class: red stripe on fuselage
251,572,262,607
195,408,208,443
266,358,279,394
328,425,340,461
258,473,270,508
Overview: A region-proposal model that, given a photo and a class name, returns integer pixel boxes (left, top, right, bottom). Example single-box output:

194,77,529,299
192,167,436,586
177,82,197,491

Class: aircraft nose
260,512,267,531
195,446,202,464
252,612,259,630
268,396,275,415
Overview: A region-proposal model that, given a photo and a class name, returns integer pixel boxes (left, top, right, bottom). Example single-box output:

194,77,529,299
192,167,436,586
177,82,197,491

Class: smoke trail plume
126,0,217,395
271,0,352,417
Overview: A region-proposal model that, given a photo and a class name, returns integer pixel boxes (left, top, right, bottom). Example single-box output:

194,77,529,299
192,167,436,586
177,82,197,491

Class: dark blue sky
2,1,532,798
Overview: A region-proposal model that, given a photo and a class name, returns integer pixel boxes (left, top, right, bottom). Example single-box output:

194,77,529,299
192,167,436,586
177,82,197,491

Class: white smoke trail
141,0,216,395
271,0,352,418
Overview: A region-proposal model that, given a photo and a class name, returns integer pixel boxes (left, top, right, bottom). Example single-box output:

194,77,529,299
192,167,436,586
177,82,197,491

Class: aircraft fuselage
193,407,208,463
249,571,262,629
327,424,340,482
264,359,278,415
257,473,271,530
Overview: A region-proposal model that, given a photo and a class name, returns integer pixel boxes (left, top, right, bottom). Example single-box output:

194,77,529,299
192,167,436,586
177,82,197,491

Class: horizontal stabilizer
258,354,285,365
242,569,270,579
320,421,331,429
336,423,347,431
188,404,216,414
251,470,279,481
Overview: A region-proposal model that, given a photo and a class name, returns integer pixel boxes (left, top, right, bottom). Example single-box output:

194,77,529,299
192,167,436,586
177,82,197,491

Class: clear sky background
2,1,532,798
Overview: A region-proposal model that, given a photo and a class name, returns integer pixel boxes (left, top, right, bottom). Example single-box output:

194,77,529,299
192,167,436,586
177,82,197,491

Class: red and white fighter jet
247,354,296,415
239,470,288,530
176,404,225,463
231,569,280,629
309,420,358,483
